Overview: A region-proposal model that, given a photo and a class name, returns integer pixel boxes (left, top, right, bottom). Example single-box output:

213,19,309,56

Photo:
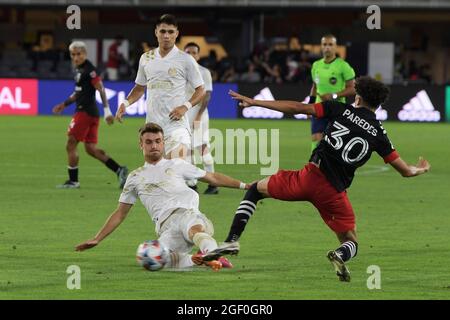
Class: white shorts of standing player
164,127,197,187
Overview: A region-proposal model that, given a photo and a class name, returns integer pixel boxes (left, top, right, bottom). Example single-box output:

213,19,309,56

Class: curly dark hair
355,76,390,109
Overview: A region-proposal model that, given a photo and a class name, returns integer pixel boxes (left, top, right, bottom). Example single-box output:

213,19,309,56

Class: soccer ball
136,240,169,271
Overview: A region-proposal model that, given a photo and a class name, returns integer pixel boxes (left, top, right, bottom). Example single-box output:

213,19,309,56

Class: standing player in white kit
115,14,205,162
184,42,219,195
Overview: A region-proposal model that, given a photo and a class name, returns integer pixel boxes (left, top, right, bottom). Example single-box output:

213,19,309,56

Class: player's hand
115,103,127,123
75,239,99,251
52,103,65,114
105,115,114,125
319,93,333,101
416,156,430,172
229,90,253,108
169,105,188,121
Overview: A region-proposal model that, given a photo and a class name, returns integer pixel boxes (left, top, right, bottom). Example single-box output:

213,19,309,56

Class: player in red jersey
53,41,128,189
204,76,430,282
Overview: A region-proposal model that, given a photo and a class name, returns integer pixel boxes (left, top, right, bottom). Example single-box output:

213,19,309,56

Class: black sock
105,158,121,174
225,183,264,242
335,241,358,262
68,166,78,182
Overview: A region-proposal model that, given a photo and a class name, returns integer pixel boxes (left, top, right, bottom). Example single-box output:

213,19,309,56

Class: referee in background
309,34,356,150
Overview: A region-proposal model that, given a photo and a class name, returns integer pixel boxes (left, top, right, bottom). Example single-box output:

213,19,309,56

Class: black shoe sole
202,248,239,262
327,251,351,282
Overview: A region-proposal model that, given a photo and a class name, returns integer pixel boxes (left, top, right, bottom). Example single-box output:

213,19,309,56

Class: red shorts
67,111,99,144
267,163,355,233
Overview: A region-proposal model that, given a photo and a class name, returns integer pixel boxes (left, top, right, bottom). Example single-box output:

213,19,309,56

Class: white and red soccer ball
136,240,169,271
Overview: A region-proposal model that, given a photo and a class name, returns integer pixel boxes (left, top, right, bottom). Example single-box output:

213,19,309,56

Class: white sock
166,251,194,269
202,152,215,173
193,232,217,254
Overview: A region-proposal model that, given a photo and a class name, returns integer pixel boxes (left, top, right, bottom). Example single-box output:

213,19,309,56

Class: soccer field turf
0,116,449,300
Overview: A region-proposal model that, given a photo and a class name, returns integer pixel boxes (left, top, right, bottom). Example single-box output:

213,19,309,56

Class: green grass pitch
0,115,449,299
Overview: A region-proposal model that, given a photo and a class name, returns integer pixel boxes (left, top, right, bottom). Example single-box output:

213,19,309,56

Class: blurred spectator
419,63,431,84
221,65,239,82
106,35,124,81
408,59,419,81
297,50,312,83
209,68,219,82
285,54,300,82
240,62,261,83
263,63,283,84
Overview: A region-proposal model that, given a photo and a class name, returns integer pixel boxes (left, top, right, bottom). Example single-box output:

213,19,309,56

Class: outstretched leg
203,178,270,261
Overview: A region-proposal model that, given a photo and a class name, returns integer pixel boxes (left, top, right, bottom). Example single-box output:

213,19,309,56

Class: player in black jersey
52,41,128,189
204,76,430,282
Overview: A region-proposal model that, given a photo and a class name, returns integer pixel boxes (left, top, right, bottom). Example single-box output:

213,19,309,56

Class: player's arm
194,90,211,124
199,172,250,190
319,79,356,101
389,156,430,178
52,92,76,114
75,202,133,251
309,82,317,103
93,80,114,125
337,79,356,98
229,90,317,116
115,84,146,122
169,85,206,121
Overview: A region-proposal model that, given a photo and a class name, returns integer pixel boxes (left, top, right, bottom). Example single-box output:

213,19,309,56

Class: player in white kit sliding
115,14,205,162
184,42,218,195
76,123,250,271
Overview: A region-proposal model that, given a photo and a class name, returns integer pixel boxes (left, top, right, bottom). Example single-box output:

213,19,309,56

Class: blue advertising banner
37,80,238,119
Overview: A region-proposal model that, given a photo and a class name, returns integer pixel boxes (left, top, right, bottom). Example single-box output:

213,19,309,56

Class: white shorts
157,208,214,254
164,128,192,156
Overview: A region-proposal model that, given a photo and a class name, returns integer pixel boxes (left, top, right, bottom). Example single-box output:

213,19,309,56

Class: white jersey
119,158,207,234
135,46,204,136
186,64,213,128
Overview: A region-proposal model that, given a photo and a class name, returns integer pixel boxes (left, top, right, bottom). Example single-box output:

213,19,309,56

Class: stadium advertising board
35,80,238,119
0,78,38,115
237,83,446,122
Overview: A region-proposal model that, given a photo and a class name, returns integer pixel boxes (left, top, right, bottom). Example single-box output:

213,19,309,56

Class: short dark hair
322,34,337,41
156,14,178,28
139,122,164,139
184,42,200,52
355,76,390,109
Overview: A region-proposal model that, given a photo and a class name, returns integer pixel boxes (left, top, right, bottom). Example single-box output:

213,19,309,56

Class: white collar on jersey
144,158,168,167
155,45,179,59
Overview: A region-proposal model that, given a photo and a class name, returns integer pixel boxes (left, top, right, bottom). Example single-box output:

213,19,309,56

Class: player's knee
202,153,214,165
84,144,96,157
66,137,78,151
188,224,205,240
245,182,264,203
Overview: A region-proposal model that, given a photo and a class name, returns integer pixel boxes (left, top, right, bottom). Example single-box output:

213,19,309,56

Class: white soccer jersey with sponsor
186,64,213,128
135,46,204,135
119,158,207,233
